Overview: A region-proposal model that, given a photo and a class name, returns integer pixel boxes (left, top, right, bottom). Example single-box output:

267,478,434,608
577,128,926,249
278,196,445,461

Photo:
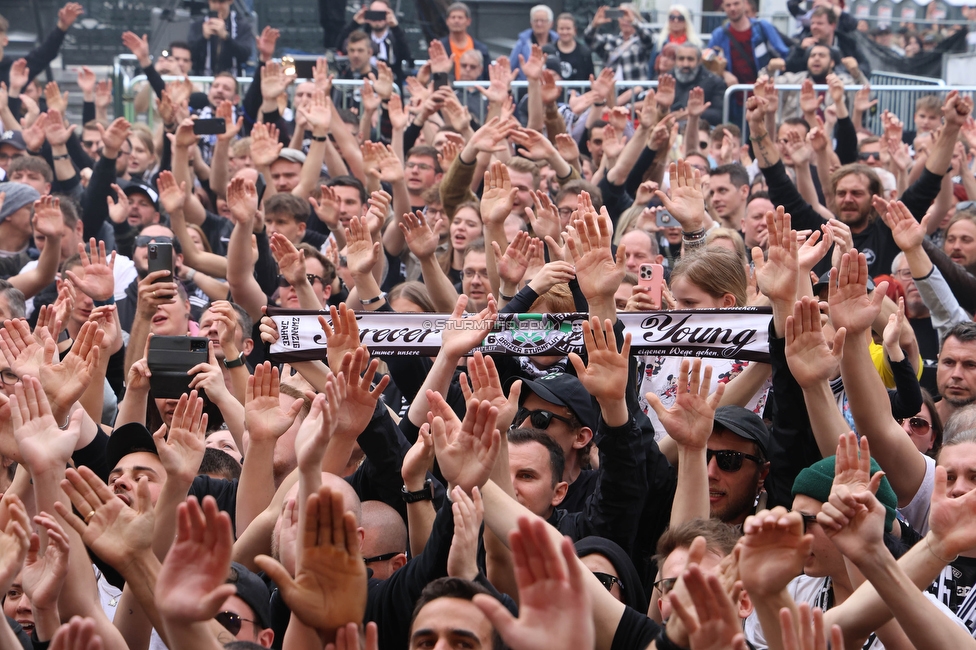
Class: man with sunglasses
213,563,274,647
704,406,772,525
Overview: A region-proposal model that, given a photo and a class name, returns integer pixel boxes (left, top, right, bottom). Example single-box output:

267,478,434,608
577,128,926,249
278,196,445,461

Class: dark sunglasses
134,235,173,248
858,151,881,161
515,408,575,430
653,576,677,595
215,611,259,636
668,13,686,21
276,274,323,288
897,416,931,436
81,139,101,149
706,448,764,472
364,551,401,564
699,140,709,150
593,572,623,592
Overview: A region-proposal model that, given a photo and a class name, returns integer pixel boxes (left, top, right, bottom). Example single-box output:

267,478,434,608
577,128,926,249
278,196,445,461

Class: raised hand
215,100,243,142
564,204,626,305
310,185,341,231
569,316,633,405
752,207,799,305
654,160,706,230
48,616,105,650
492,230,534,287
440,293,498,358
447,485,484,580
256,25,280,62
670,564,748,650
481,161,518,226
155,496,237,627
64,238,116,302
785,129,812,166
687,86,711,119
226,176,259,226
319,303,365,371
458,352,521,432
472,516,594,650
43,108,72,146
779,604,844,650
344,215,381,277
785,296,846,389
245,362,305,448
816,432,887,564
31,194,65,241
249,122,283,169
427,39,453,74
298,89,332,136
519,44,546,81
0,494,30,595
44,81,69,115
255,485,368,634
402,423,435,490
21,512,71,612
153,391,208,484
746,94,768,131
8,59,29,95
510,127,558,162
878,198,932,254
295,382,343,473
399,210,440,261
827,250,888,335
57,2,84,30
334,347,388,441
429,392,501,492
55,465,154,576
738,507,813,597
656,73,676,110
645,358,724,450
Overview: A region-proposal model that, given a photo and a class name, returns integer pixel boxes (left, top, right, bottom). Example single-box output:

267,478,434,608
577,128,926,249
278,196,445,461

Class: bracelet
500,292,516,301
593,100,607,107
749,131,769,142
925,535,958,565
52,153,70,161
59,414,71,430
310,134,328,142
361,293,386,305
681,228,706,241
184,268,197,282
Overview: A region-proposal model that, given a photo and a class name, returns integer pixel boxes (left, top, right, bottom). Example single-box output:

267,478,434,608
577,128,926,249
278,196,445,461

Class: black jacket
336,22,414,86
671,66,727,127
188,10,254,76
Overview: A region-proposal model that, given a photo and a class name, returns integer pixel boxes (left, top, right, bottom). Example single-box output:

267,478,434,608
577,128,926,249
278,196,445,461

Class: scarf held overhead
266,308,772,363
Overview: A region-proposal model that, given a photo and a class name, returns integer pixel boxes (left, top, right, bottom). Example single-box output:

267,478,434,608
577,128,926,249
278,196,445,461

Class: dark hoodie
575,536,648,614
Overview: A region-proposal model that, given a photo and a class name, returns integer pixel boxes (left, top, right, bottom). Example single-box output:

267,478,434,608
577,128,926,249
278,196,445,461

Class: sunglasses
593,572,623,592
706,448,764,472
276,274,324,288
81,139,101,149
668,14,686,21
515,408,575,430
858,151,881,161
364,551,401,564
215,611,259,636
897,416,931,436
699,140,709,150
654,576,677,595
134,235,173,248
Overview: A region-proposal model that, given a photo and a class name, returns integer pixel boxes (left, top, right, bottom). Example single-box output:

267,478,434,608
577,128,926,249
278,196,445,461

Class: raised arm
224,177,269,322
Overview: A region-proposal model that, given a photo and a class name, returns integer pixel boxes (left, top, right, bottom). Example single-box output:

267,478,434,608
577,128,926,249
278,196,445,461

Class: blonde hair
670,247,747,307
529,283,574,313
657,6,703,49
706,227,748,267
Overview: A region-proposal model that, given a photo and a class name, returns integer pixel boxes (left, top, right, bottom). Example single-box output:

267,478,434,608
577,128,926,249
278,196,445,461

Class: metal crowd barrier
722,83,970,136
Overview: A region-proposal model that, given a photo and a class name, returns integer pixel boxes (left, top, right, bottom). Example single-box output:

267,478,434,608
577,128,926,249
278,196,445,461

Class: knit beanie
0,182,40,223
792,455,898,533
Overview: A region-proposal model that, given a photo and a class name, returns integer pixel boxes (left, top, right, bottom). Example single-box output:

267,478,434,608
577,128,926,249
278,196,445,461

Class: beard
674,66,697,84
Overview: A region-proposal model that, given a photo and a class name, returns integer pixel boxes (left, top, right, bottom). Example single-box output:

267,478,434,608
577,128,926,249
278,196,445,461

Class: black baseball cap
228,562,272,629
106,422,159,471
0,130,26,151
518,372,600,432
713,405,770,459
813,270,875,297
121,179,161,210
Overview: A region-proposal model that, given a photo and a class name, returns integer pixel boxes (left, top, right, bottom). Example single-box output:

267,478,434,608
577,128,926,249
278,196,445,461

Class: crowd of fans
1,1,976,650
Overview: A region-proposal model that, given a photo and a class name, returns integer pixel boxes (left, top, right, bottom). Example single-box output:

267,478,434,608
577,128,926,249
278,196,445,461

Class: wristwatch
401,479,434,503
223,351,246,368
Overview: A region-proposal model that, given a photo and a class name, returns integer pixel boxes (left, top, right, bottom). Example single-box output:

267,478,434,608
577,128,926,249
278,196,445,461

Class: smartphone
656,209,675,228
193,118,226,135
605,8,624,19
638,263,664,308
364,9,387,20
147,242,174,282
148,336,210,399
432,72,450,90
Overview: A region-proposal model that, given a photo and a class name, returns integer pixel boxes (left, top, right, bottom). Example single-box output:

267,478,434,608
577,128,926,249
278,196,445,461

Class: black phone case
148,336,210,399
147,242,174,282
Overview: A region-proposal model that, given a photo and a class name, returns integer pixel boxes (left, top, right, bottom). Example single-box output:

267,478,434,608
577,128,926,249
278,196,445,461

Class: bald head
361,500,407,556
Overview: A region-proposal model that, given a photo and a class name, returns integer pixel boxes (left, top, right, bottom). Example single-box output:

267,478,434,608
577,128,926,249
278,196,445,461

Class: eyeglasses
277,274,324,288
118,148,132,156
215,611,259,636
134,235,173,248
653,577,677,595
462,269,489,280
406,161,434,171
557,207,575,218
668,14,686,21
515,408,575,430
593,572,623,592
0,369,19,386
798,512,818,532
706,448,764,472
81,139,101,150
898,416,931,436
892,268,913,279
364,551,401,564
858,151,881,161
